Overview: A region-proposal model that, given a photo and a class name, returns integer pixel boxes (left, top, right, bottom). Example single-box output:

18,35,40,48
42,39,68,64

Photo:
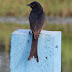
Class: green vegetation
0,23,30,51
0,23,72,72
0,0,72,17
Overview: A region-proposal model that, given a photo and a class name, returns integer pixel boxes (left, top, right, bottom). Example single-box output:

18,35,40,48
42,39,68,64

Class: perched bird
27,1,45,62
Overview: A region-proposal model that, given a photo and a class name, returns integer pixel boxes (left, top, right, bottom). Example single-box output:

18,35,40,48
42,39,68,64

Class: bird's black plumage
27,1,45,62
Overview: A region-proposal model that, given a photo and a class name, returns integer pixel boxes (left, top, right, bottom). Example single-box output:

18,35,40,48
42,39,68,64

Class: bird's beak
27,4,31,6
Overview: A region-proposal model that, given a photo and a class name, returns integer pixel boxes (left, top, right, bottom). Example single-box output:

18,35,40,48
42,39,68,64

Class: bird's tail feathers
28,34,39,62
34,31,40,39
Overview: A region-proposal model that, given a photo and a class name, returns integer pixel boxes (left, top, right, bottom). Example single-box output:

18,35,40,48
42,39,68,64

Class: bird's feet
29,31,33,35
39,31,42,34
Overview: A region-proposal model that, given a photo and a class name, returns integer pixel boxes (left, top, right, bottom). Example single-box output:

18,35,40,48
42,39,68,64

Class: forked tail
28,34,39,62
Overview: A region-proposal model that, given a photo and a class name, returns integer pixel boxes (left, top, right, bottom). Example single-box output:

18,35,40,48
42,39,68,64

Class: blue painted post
10,29,61,72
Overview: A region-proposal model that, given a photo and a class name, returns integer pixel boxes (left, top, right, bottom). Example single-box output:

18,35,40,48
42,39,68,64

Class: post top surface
12,29,61,36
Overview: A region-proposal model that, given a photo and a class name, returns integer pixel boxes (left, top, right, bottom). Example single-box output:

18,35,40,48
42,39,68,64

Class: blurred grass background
0,0,72,72
0,0,72,17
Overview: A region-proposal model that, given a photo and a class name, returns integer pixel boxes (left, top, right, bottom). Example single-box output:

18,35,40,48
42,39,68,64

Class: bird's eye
31,4,35,8
32,5,34,7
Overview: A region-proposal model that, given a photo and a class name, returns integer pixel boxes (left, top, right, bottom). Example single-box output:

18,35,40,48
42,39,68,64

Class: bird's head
27,1,42,9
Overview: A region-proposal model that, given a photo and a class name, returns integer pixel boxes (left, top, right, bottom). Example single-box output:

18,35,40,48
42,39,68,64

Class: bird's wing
29,11,45,39
29,11,37,30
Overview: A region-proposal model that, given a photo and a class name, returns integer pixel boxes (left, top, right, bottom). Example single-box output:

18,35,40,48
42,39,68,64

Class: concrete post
10,29,61,72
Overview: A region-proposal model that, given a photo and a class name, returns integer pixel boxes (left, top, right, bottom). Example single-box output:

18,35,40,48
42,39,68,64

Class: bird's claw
29,31,33,35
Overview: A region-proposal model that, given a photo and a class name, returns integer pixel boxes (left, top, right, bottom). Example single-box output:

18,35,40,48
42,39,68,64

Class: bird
27,1,45,62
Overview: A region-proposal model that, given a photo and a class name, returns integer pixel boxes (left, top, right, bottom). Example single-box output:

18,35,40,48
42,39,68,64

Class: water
0,17,29,24
0,52,10,72
46,16,72,24
0,16,72,24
